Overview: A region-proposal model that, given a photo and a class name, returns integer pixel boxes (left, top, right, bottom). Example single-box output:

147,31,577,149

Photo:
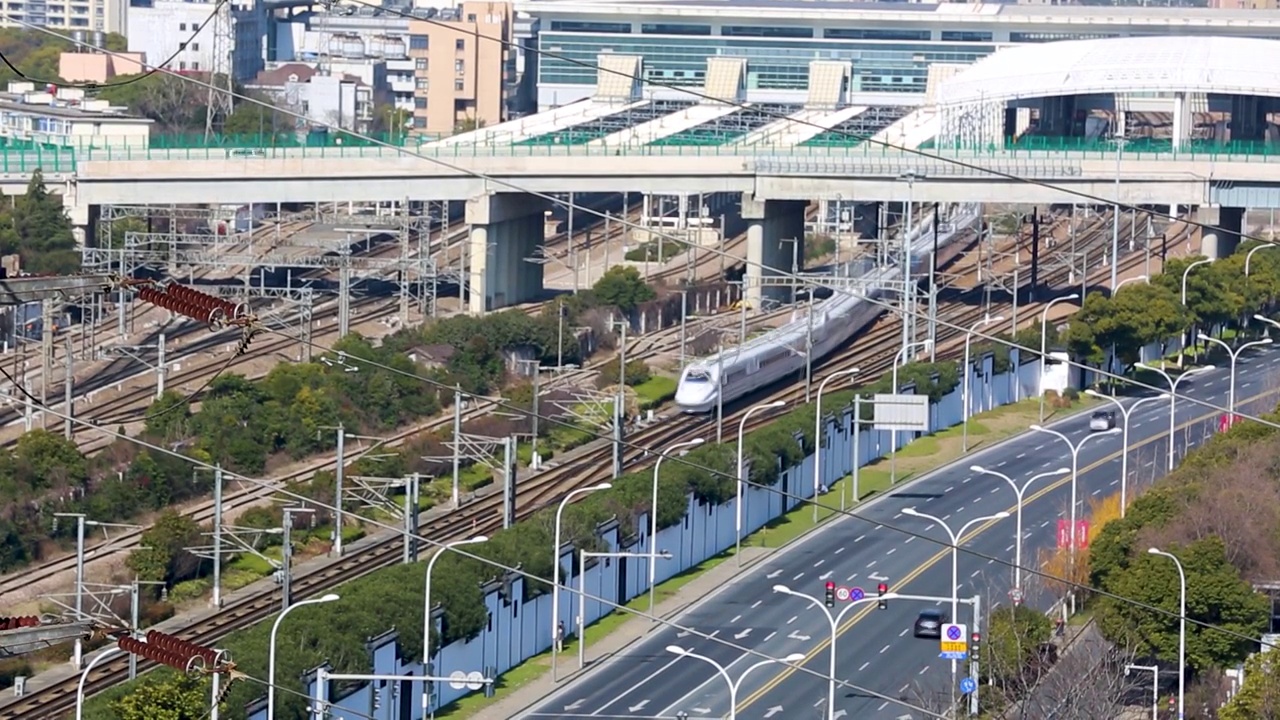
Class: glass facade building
520,1,1280,108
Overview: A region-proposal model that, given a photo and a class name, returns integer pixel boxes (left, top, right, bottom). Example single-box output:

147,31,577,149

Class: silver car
1089,410,1117,432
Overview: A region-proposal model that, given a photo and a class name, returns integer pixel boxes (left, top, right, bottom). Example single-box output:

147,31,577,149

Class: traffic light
824,581,835,608
877,583,888,609
971,631,981,653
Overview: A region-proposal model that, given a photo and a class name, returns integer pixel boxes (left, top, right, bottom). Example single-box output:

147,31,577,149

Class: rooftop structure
515,0,1280,109
0,82,151,149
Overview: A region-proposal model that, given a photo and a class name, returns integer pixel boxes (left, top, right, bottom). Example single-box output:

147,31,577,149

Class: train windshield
684,369,712,383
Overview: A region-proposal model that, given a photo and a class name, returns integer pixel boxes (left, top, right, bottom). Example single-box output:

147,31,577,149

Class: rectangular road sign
873,394,929,432
939,623,968,660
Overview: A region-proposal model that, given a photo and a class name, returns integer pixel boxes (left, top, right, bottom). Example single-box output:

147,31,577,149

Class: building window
455,59,464,74
191,61,199,70
455,79,464,91
640,23,710,36
721,26,812,38
549,20,630,33
414,97,427,109
415,58,427,70
466,13,475,21
413,116,426,128
191,42,198,51
455,38,465,51
179,22,186,30
940,31,994,42
416,77,429,90
410,35,428,50
824,28,930,41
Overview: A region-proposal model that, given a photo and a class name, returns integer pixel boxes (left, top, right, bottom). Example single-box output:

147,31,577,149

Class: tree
1096,536,1268,671
592,266,655,313
4,169,77,273
985,603,1053,687
109,670,210,720
220,94,292,139
127,511,203,586
1220,650,1280,720
98,73,207,133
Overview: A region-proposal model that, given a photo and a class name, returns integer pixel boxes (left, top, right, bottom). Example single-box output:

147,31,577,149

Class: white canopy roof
935,35,1280,107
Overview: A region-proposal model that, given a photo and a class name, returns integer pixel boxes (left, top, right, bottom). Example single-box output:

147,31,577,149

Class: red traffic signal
877,583,888,609
824,582,836,607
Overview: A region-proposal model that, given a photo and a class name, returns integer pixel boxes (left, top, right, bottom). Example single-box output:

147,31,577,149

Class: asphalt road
522,348,1280,720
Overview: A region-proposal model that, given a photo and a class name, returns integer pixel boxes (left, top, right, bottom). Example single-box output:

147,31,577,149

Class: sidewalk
476,545,774,719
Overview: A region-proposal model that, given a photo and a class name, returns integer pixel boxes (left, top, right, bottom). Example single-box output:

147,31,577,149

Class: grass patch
633,376,678,410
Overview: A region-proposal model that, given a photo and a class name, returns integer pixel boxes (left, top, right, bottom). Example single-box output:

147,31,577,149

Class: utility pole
280,507,314,610
212,464,223,608
127,577,165,680
334,424,346,556
62,334,72,440
403,473,420,564
452,386,463,505
612,319,627,478
57,512,86,669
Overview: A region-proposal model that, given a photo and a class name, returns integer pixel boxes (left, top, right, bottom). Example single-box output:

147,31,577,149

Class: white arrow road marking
564,700,585,711
764,706,785,718
692,708,711,715
819,570,833,581
677,630,690,638
870,572,888,581
788,630,811,641
628,700,649,713
734,628,752,640
767,569,782,579
834,711,849,719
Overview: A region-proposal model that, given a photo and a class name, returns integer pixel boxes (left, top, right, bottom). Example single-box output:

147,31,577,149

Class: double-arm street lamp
1038,294,1080,422
665,646,805,720
651,438,703,617
1136,363,1216,471
773,583,900,719
969,466,1068,592
1084,390,1170,515
1198,334,1271,413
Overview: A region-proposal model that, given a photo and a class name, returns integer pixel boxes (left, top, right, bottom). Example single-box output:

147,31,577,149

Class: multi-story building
274,9,418,116
59,36,145,82
516,0,1280,108
0,81,152,148
0,0,124,33
125,0,266,82
407,1,517,134
246,62,373,133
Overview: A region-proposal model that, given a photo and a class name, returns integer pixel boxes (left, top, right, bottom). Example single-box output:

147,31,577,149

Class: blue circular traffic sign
946,626,963,641
849,587,865,602
960,678,977,694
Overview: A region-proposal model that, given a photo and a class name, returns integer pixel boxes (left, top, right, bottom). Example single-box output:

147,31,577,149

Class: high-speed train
675,204,982,413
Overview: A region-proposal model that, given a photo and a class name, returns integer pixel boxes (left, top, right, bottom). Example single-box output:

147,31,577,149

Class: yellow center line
735,388,1273,713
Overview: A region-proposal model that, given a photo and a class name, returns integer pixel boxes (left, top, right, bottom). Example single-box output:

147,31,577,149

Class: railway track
3,213,1178,718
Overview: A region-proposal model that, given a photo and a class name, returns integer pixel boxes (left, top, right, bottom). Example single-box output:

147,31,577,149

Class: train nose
675,385,716,412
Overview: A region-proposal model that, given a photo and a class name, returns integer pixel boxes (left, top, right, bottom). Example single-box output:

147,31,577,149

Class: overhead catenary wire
12,11,1280,645
0,0,232,90
3,20,1275,703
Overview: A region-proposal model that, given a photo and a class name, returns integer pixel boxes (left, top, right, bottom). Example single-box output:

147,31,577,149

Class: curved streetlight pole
77,647,123,720
1198,334,1271,414
814,367,859,522
1179,258,1212,368
962,315,1004,452
552,482,611,682
1084,391,1170,516
664,646,805,720
423,535,488,666
1136,363,1215,471
651,438,703,618
970,465,1068,592
1148,548,1187,720
1030,424,1118,614
1038,294,1079,422
737,400,786,567
773,584,899,719
269,593,340,720
1245,244,1276,276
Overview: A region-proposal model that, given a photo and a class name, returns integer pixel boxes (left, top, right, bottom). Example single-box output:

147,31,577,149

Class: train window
685,369,712,383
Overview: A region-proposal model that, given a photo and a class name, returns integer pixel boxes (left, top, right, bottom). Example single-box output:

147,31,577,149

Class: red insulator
146,630,219,665
120,636,191,671
0,616,38,631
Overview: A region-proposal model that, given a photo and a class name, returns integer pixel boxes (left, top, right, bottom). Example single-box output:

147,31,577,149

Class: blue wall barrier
247,351,1046,719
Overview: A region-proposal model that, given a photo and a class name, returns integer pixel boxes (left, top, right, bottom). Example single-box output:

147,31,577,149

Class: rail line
0,215,1181,718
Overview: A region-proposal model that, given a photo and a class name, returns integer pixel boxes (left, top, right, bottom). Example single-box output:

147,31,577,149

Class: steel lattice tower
204,0,235,140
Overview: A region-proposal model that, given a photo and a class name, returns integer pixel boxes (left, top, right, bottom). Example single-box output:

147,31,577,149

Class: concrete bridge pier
742,195,806,309
466,193,548,315
1200,205,1244,260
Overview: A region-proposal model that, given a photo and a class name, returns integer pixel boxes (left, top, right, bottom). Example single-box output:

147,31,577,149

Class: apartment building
246,62,373,133
0,0,125,33
126,0,267,82
0,81,152,148
408,1,514,134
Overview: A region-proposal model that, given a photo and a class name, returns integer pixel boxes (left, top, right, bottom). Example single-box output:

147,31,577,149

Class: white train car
675,204,981,413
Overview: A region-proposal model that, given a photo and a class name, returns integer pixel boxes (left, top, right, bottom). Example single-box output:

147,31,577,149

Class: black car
913,609,949,638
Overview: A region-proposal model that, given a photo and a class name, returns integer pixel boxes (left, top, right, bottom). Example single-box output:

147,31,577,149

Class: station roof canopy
934,35,1280,107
